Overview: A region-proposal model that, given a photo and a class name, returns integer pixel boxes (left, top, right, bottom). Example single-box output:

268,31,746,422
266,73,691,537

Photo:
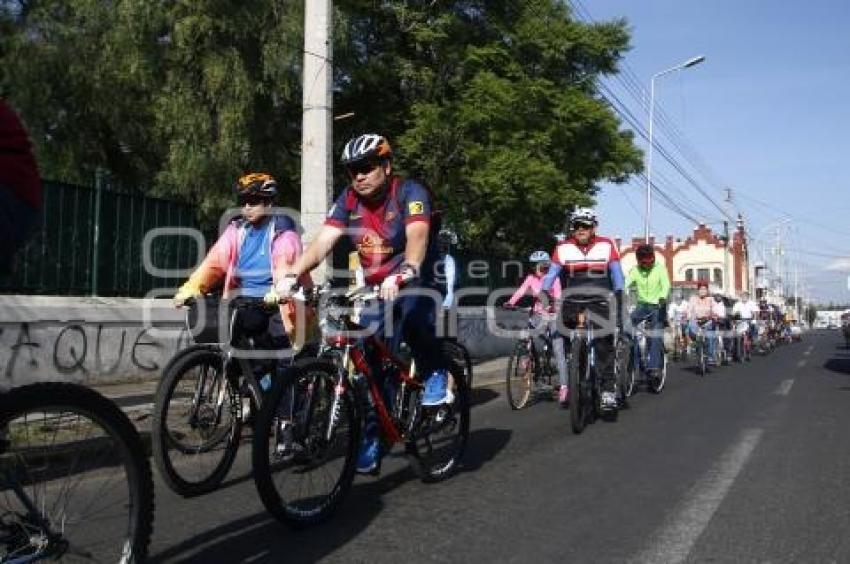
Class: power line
567,0,731,200
596,81,734,221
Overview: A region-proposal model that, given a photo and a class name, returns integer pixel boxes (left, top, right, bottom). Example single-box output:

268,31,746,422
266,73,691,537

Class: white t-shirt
669,301,689,322
732,300,759,320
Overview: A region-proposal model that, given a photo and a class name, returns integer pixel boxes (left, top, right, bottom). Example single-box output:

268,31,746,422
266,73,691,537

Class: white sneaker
600,391,618,411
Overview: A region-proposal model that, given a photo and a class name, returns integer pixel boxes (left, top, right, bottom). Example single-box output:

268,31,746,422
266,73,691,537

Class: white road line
775,379,795,396
634,428,763,564
797,359,807,368
804,345,814,356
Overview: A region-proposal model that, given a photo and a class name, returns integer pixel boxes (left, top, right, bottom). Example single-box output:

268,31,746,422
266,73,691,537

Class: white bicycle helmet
529,250,550,263
570,207,598,227
340,133,393,164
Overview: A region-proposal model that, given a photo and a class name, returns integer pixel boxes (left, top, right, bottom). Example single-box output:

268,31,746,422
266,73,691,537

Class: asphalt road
145,330,850,563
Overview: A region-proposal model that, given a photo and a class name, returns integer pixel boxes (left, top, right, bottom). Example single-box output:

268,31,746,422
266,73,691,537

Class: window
685,269,694,281
714,268,723,288
697,268,710,282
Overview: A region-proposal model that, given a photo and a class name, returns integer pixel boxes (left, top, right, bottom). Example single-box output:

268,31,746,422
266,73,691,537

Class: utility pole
774,225,783,300
794,265,799,321
723,188,733,296
300,0,333,282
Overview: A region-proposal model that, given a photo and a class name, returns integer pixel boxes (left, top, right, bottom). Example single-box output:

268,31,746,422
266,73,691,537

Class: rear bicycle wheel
506,341,536,410
253,358,359,527
568,337,587,434
0,383,154,563
438,339,473,390
151,348,242,497
651,353,668,393
407,351,471,483
614,337,630,408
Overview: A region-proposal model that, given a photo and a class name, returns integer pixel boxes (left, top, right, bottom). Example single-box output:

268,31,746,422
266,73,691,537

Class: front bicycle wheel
568,337,587,434
151,348,243,497
0,382,154,563
697,339,707,377
506,341,535,410
253,358,359,527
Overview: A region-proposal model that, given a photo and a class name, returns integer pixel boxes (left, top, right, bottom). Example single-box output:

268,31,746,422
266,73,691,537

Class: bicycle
670,321,689,363
566,296,619,434
733,319,753,363
504,307,558,410
0,382,154,562
715,324,729,367
253,285,470,527
627,310,668,395
755,320,773,355
692,318,712,377
152,295,312,497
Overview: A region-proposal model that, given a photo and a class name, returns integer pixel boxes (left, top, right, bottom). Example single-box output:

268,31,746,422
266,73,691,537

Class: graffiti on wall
1,322,190,381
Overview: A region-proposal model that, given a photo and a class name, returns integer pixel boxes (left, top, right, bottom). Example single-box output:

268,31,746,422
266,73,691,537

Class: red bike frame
330,329,423,445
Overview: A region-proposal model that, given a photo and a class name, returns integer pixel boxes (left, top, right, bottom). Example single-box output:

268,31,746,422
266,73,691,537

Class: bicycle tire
506,341,535,410
568,337,586,434
151,348,243,497
438,339,474,390
253,358,359,527
650,353,667,394
614,337,630,408
697,339,707,377
0,382,154,563
407,350,471,483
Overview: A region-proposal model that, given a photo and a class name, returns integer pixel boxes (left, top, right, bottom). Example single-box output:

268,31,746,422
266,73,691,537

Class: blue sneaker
356,437,381,475
422,369,450,406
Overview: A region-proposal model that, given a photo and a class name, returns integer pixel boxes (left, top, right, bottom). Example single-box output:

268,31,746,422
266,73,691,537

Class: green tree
3,0,641,251
334,1,642,255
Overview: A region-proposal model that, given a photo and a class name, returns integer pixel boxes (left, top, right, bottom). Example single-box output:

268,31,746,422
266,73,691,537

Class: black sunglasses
239,195,269,207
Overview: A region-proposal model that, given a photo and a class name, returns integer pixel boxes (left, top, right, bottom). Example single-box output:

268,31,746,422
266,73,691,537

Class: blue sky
581,0,850,302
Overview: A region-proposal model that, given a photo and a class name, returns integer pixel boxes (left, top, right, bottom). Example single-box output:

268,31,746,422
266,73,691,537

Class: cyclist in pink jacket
504,251,562,314
504,251,566,404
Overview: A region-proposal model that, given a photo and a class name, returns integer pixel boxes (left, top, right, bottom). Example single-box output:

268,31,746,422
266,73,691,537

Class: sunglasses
239,195,269,207
346,159,381,177
572,222,594,230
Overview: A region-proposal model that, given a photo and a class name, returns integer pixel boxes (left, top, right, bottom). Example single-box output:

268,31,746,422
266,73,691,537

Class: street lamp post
645,55,706,242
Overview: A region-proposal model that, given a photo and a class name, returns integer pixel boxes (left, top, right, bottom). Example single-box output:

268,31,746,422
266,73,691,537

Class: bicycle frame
631,311,657,374
182,298,279,433
318,291,424,447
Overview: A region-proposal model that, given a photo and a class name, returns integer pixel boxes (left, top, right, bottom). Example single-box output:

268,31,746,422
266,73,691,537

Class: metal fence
0,180,201,297
1,179,525,299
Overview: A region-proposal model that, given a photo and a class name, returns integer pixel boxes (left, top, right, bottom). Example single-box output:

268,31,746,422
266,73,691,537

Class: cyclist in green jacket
625,244,671,381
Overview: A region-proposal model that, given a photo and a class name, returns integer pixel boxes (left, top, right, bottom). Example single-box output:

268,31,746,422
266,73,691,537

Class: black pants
234,307,295,416
560,298,618,393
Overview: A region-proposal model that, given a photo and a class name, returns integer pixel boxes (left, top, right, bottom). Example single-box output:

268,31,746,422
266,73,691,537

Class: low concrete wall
0,296,187,390
1,296,527,388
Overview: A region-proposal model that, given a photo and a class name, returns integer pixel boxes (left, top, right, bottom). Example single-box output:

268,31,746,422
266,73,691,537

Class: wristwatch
400,262,419,278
